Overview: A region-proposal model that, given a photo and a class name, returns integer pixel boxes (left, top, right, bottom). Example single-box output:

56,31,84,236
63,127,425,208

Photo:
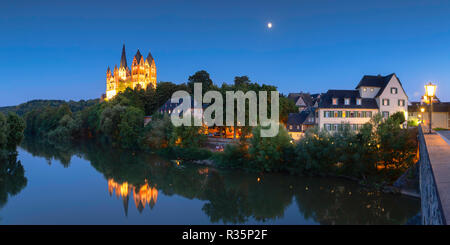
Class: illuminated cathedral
105,44,157,100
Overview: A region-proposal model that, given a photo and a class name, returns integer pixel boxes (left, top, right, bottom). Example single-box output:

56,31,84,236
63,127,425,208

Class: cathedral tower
105,44,157,100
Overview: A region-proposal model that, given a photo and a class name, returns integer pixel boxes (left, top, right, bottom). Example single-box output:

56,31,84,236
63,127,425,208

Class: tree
170,117,207,148
188,70,213,93
118,106,145,149
0,113,7,150
247,125,294,172
6,113,25,150
234,76,250,87
144,115,173,149
390,111,406,125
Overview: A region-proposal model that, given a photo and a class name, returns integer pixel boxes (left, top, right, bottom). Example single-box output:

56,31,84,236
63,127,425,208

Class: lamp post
424,82,436,134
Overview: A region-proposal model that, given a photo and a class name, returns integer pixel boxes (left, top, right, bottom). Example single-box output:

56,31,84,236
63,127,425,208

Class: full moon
267,22,272,29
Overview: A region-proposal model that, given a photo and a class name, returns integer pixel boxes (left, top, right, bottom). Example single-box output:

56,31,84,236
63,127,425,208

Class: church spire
120,44,127,68
146,51,154,64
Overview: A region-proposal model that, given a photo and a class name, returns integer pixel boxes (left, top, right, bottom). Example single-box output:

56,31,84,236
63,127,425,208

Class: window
391,87,398,94
297,125,300,130
363,88,367,92
382,99,390,106
382,111,389,118
289,125,293,130
344,98,350,105
398,99,405,106
332,98,338,105
356,98,361,105
370,88,374,92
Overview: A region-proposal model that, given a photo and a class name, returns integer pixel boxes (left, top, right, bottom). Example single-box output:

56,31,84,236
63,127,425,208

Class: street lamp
424,82,436,134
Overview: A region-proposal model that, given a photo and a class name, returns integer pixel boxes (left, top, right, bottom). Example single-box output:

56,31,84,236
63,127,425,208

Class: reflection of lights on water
108,178,158,212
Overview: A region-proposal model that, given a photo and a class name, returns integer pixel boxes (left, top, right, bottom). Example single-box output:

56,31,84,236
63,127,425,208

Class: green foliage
188,70,213,93
279,95,298,124
0,99,98,116
118,106,144,149
0,113,25,153
170,120,207,148
158,146,212,161
213,143,249,169
408,119,419,127
390,111,406,125
143,115,173,149
293,113,417,184
247,125,294,172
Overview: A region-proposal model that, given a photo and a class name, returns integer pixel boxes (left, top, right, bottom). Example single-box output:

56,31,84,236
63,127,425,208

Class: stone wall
419,126,446,225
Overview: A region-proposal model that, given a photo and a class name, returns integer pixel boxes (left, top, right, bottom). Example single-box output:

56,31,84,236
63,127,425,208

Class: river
0,138,420,224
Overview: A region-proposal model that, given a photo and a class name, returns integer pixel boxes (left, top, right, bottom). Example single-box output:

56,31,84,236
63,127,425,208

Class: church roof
120,44,128,68
146,51,154,64
134,49,143,63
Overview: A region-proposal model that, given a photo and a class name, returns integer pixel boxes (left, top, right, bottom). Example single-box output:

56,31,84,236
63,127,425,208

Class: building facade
409,102,450,129
105,45,157,100
317,73,408,131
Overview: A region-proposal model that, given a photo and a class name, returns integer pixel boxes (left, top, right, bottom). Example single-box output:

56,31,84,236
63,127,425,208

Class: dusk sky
1,0,450,106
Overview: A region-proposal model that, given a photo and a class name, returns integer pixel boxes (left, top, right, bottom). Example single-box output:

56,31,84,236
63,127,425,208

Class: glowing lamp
425,82,436,97
424,82,437,134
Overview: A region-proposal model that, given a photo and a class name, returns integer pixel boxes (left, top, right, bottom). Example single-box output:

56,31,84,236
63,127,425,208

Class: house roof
286,111,309,131
318,90,379,109
356,73,395,89
355,73,407,98
159,97,209,112
287,92,314,107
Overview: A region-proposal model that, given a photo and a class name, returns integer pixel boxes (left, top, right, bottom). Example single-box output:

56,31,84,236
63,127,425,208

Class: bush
159,146,212,161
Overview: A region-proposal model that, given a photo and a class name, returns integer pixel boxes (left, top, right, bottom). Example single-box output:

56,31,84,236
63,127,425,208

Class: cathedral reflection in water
108,179,158,216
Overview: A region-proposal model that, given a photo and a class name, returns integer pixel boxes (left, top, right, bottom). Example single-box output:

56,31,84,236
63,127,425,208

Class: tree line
22,70,297,152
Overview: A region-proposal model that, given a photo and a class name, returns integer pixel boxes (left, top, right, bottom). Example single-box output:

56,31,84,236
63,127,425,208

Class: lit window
370,88,374,92
332,98,338,105
391,87,398,94
363,88,367,92
344,98,350,105
356,98,362,105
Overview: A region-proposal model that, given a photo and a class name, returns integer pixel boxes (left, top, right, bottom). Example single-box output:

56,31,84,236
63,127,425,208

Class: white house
317,73,408,131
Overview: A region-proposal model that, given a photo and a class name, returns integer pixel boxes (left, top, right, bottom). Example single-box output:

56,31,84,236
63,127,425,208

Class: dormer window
363,88,367,92
356,98,362,105
332,98,338,105
391,87,398,94
370,88,374,92
344,98,350,105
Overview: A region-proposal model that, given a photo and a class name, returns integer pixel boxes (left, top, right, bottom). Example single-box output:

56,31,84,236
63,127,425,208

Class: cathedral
105,45,157,100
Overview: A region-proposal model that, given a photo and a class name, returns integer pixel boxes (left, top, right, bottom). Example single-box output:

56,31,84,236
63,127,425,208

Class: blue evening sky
1,0,449,106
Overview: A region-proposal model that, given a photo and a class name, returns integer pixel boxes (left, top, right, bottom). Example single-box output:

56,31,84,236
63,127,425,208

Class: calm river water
0,139,420,224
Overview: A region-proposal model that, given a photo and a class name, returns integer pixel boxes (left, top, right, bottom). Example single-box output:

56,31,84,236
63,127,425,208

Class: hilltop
0,99,99,116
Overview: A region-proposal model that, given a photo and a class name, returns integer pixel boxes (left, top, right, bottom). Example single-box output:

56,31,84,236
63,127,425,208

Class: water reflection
108,179,158,215
0,152,27,211
19,138,420,224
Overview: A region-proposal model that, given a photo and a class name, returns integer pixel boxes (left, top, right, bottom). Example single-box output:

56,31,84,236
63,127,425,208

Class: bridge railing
418,125,446,225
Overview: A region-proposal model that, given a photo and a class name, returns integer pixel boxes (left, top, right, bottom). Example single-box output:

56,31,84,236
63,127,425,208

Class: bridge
418,125,450,225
